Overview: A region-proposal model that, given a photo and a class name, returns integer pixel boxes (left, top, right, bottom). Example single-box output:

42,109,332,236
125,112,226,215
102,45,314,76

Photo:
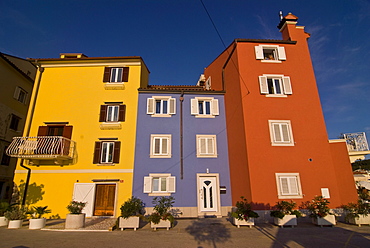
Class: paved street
1,218,370,248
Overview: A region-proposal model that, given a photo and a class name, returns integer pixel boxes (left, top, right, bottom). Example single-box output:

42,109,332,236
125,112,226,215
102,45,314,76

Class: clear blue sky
1,0,369,145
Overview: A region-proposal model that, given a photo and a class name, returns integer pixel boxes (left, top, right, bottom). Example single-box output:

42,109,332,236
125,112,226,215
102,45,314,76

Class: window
13,87,28,104
9,115,21,131
103,67,129,83
150,135,171,158
191,97,219,117
275,173,302,199
259,75,292,96
143,174,176,196
196,135,217,158
99,104,126,122
147,97,176,117
269,120,294,146
255,45,286,62
93,141,120,164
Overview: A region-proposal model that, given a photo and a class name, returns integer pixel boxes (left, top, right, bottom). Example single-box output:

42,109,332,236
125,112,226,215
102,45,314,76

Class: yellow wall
14,58,149,218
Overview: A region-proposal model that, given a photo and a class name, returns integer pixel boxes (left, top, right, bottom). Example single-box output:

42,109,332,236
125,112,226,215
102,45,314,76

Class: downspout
179,91,184,179
221,42,237,91
20,62,44,206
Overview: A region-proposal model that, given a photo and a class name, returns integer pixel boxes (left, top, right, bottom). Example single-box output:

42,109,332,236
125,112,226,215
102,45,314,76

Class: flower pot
0,216,8,227
347,214,370,227
232,217,255,228
119,216,140,231
274,215,297,228
312,215,336,227
65,213,85,229
29,218,46,229
8,220,23,229
151,219,171,230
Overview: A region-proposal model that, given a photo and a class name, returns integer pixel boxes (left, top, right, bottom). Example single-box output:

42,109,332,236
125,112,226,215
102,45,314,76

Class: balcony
6,136,76,165
342,132,370,162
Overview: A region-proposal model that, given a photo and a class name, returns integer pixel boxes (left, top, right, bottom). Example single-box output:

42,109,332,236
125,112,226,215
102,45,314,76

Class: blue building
132,84,232,218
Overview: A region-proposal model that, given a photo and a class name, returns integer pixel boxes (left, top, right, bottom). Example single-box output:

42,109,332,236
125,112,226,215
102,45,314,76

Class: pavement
1,217,370,248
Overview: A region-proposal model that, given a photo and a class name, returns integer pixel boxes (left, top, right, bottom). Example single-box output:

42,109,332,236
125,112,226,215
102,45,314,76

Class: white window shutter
161,138,168,154
278,47,286,60
147,98,155,114
13,87,20,99
168,98,176,114
281,124,290,142
259,76,269,94
167,176,176,193
207,138,214,154
280,177,289,195
254,46,264,60
73,183,95,217
289,177,299,195
143,176,152,193
273,124,282,142
211,99,219,116
282,76,292,94
191,99,198,115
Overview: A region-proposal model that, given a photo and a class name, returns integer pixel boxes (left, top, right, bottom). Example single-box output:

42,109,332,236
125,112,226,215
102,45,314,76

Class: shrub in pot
0,201,11,227
148,196,175,230
342,200,370,227
4,205,26,229
270,200,302,228
303,195,336,227
119,196,145,231
28,206,51,229
231,196,259,228
65,201,86,229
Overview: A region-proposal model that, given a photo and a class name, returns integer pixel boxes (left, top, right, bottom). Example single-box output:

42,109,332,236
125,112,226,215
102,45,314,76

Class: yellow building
7,53,149,217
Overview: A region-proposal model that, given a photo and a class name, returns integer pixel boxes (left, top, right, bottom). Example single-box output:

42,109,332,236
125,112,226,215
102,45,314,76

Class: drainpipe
179,91,184,179
20,62,44,206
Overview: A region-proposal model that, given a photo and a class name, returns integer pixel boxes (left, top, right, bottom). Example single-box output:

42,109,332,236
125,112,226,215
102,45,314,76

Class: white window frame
275,173,303,199
110,68,123,83
191,97,219,118
13,86,28,104
196,135,217,158
150,134,171,158
143,174,176,196
268,120,294,146
100,142,114,163
147,96,176,117
259,74,292,97
106,105,119,122
255,45,286,63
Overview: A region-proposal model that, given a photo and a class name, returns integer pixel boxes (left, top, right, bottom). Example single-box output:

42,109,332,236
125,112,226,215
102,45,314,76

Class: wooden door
93,184,116,216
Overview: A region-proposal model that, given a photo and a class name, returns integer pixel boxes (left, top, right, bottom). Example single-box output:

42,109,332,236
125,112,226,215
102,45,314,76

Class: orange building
204,13,357,209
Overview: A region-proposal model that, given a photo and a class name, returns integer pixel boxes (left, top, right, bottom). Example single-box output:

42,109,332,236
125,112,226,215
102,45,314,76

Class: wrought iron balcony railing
6,136,76,159
342,132,369,152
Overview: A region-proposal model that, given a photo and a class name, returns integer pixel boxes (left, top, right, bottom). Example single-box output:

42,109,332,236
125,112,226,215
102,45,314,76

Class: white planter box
29,218,46,229
274,215,297,228
312,215,336,227
151,219,171,230
232,217,255,228
119,216,140,231
348,214,370,227
65,213,85,229
0,216,8,227
8,220,23,229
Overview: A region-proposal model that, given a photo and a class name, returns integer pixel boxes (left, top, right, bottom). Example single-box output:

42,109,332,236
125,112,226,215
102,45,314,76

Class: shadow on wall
185,218,231,248
12,180,45,205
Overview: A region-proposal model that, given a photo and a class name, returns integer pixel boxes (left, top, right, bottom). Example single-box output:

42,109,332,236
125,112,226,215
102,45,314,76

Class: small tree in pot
28,206,51,229
119,196,145,231
270,200,302,228
342,200,370,227
148,196,175,230
231,196,259,228
65,201,87,229
0,201,11,227
303,195,336,227
4,205,26,229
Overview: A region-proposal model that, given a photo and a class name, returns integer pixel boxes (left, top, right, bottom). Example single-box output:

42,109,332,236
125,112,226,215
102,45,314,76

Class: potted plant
270,200,302,228
304,195,336,227
28,206,51,229
148,196,175,230
0,201,11,227
119,196,145,231
4,205,26,229
65,201,86,229
231,196,259,228
342,200,370,227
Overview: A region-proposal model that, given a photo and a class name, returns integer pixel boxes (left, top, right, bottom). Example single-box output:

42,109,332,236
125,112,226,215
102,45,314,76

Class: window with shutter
196,135,217,158
103,67,129,83
150,134,171,158
259,75,292,96
99,105,126,124
191,97,219,118
143,174,176,196
269,120,294,146
13,86,28,104
275,173,302,199
146,96,176,117
255,45,286,62
93,140,120,164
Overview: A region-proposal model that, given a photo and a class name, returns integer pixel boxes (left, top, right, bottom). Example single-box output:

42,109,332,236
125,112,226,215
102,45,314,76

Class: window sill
278,195,303,199
194,115,215,118
265,94,288,98
104,83,125,90
148,193,171,196
271,143,295,146
261,60,282,63
97,163,115,166
197,155,218,158
100,122,122,130
150,155,172,158
150,114,172,118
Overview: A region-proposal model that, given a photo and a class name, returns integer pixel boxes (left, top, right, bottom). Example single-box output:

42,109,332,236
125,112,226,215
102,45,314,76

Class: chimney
277,12,309,41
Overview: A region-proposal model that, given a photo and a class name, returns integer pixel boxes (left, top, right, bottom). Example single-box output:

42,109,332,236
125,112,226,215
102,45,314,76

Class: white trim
275,173,303,199
150,134,172,158
15,169,133,174
196,135,217,158
268,120,294,146
144,174,176,196
196,173,221,217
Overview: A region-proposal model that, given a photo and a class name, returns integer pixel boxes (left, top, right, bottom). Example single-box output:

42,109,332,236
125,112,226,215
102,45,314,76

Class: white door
198,177,218,212
73,183,95,217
